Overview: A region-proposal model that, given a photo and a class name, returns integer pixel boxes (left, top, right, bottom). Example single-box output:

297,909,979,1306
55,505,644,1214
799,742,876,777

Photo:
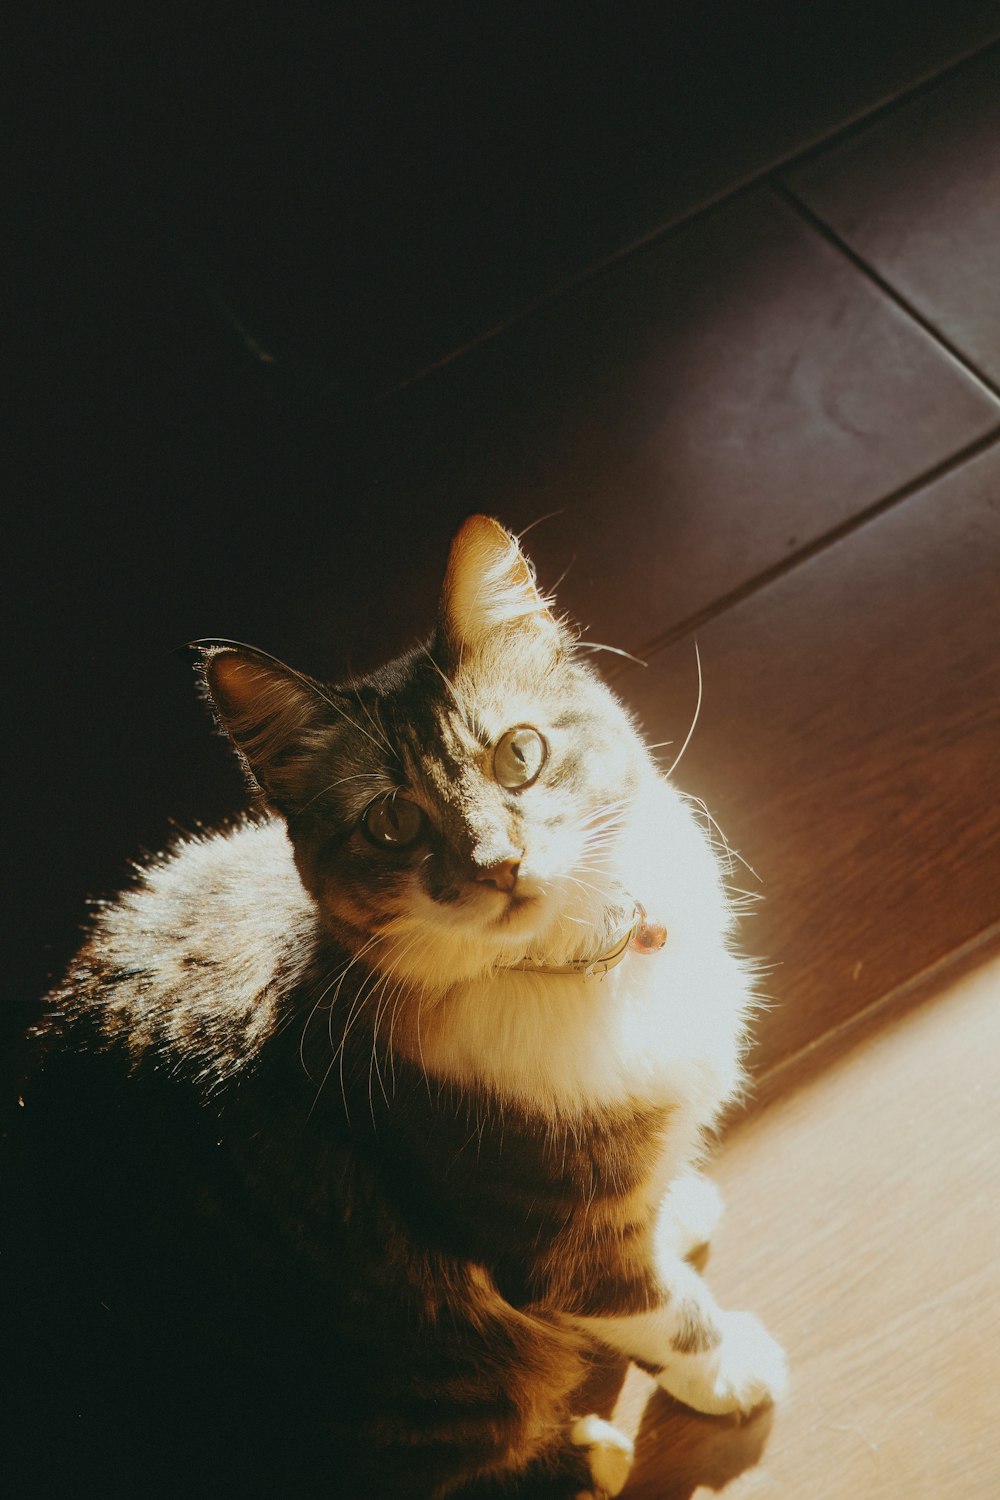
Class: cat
5,515,786,1498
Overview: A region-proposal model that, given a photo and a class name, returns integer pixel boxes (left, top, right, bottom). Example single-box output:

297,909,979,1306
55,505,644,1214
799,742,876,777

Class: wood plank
785,45,1000,386
617,441,1000,1076
611,948,1000,1498
62,8,1000,396
301,188,1000,669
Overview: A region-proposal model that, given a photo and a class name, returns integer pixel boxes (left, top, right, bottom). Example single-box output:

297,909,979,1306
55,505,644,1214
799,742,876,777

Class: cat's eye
493,725,548,790
362,794,425,850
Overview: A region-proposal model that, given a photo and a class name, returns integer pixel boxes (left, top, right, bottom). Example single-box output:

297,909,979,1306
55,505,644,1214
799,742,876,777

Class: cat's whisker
298,932,385,1083
558,873,621,919
298,770,385,814
577,834,625,858
414,989,430,1091
384,979,413,1093
330,970,388,1123
309,931,416,1121
370,936,443,1116
663,641,702,781
577,832,625,856
351,691,394,756
682,792,761,884
368,961,416,1117
576,846,623,869
366,953,411,1071
367,976,396,1115
577,841,621,862
727,884,764,903
421,646,475,731
577,814,628,836
573,812,631,846
576,798,631,825
323,934,390,1069
575,640,648,667
314,960,397,1124
318,929,425,1122
576,842,619,862
248,645,395,759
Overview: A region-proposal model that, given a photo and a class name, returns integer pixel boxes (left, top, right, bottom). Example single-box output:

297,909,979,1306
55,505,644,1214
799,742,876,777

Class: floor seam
375,34,1000,404
771,178,1000,405
767,32,1000,176
601,424,1000,678
744,919,1000,1113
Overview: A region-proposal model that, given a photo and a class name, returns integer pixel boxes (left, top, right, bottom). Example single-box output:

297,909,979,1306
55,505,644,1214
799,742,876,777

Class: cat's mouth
494,892,541,926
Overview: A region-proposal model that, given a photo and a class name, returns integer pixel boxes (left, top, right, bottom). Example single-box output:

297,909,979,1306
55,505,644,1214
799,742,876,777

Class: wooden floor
12,12,1000,1498
606,947,1000,1499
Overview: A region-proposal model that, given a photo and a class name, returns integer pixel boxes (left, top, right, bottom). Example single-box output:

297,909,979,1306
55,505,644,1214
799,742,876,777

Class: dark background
10,0,1000,1037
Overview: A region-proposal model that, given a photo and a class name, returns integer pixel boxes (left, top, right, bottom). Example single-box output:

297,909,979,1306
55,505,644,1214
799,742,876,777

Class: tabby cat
7,516,785,1497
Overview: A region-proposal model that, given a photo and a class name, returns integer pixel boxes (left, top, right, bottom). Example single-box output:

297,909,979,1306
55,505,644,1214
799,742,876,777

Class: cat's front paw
658,1172,724,1259
658,1311,787,1417
569,1414,634,1498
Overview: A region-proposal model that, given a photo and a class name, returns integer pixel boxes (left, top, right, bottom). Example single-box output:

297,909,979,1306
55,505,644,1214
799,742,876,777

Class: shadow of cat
625,1387,776,1499
478,1349,776,1499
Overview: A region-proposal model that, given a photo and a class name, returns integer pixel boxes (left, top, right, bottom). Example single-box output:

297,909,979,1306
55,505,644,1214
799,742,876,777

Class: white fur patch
570,1414,634,1497
658,1310,789,1416
575,1298,787,1418
657,1172,724,1258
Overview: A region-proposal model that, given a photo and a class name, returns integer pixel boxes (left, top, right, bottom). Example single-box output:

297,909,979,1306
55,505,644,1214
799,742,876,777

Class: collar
508,902,649,978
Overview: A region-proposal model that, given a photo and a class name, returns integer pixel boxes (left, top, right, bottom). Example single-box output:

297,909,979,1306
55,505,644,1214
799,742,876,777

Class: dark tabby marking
670,1298,724,1356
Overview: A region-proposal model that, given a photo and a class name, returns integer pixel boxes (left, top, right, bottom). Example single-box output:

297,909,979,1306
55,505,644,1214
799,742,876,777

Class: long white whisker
368,961,415,1115
515,509,565,542
298,770,386,813
575,640,648,667
352,692,394,755
322,930,425,1122
305,928,410,1120
664,641,702,781
324,933,389,1071
298,933,385,1082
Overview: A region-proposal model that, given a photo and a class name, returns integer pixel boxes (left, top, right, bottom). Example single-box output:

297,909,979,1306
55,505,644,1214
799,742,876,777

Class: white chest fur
406,772,753,1137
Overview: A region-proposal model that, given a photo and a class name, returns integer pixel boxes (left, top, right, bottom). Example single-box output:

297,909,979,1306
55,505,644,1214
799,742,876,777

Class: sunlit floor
602,947,1000,1498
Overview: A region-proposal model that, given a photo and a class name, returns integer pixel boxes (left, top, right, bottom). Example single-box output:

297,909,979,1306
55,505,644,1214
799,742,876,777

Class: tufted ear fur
199,645,331,814
440,515,560,660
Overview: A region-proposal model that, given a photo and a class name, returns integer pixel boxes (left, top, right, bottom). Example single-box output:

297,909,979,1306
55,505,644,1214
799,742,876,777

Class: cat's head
200,516,650,987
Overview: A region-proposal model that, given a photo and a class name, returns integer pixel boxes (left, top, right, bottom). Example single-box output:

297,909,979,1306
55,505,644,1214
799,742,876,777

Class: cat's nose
475,858,521,893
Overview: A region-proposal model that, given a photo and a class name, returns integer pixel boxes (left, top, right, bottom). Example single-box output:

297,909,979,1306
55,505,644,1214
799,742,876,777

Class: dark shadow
467,1344,777,1499
627,1391,776,1499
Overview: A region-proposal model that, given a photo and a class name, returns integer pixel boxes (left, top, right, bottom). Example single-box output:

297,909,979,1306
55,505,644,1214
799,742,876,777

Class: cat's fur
5,517,785,1498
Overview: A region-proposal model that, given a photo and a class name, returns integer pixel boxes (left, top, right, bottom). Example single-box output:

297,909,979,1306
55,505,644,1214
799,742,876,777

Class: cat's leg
573,1252,786,1417
567,1413,634,1499
657,1171,724,1259
353,1250,636,1500
446,1411,634,1499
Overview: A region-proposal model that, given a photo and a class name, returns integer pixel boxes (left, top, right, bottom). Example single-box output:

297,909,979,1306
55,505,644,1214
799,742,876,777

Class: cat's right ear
439,515,560,663
196,645,330,814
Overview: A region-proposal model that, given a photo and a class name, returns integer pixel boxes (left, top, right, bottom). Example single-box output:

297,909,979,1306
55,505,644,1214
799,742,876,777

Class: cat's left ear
197,645,331,815
439,515,561,660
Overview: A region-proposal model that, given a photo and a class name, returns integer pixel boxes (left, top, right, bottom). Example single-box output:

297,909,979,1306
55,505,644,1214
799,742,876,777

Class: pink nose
475,858,521,893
